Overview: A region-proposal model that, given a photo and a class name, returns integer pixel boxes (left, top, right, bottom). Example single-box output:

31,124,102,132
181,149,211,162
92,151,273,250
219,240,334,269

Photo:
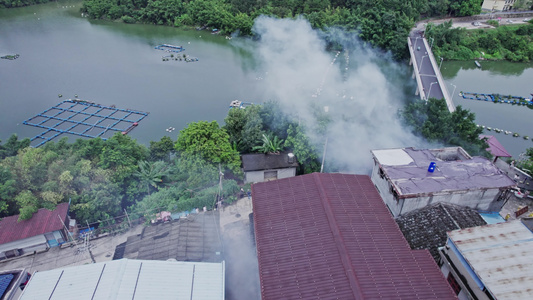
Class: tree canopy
402,98,488,156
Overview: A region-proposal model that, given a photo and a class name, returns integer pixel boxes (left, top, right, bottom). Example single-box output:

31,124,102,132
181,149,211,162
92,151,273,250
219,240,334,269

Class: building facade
0,203,70,260
242,152,298,183
371,147,516,217
482,0,517,11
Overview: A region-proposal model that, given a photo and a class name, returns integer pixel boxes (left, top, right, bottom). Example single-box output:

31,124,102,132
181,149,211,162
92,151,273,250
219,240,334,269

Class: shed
19,259,225,300
0,203,70,260
241,152,298,183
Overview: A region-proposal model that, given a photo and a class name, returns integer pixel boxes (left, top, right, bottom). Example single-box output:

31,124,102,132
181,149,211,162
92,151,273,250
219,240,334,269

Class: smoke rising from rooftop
251,16,425,173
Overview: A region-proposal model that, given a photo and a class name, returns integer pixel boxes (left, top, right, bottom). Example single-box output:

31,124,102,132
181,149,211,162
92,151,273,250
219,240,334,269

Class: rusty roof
0,203,69,245
252,173,457,300
447,220,533,299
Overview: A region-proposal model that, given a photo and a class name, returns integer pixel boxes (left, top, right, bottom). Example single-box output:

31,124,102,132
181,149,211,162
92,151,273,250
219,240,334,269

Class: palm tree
252,133,284,154
134,160,169,195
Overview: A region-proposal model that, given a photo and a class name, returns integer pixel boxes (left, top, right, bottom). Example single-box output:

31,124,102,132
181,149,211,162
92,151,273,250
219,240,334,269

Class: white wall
0,234,48,258
244,167,296,183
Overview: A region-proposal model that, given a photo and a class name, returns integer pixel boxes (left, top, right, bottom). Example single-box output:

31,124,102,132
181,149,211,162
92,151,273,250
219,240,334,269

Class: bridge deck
408,33,456,112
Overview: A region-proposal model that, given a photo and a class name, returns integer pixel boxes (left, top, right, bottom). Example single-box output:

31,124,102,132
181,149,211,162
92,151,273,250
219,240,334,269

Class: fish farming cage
154,44,185,53
23,99,149,147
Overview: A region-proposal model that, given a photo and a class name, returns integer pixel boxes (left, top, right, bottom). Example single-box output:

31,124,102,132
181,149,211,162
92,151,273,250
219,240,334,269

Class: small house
370,147,516,217
0,203,70,260
241,152,298,183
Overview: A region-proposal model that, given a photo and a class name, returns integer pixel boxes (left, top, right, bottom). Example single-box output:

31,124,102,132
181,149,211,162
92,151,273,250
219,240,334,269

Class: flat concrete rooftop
372,147,516,196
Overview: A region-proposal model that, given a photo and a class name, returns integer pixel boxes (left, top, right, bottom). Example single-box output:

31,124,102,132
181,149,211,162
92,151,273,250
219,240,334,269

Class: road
409,32,445,101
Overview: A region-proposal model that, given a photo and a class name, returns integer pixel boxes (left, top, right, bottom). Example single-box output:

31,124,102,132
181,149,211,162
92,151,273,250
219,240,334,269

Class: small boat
474,60,481,68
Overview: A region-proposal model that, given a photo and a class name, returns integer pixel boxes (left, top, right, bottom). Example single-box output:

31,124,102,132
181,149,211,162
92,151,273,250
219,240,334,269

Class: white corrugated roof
20,259,225,300
449,220,533,300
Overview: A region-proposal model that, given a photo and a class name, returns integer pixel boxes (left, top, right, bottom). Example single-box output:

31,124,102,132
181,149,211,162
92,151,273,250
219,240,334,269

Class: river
441,60,533,158
2,2,532,163
0,1,263,146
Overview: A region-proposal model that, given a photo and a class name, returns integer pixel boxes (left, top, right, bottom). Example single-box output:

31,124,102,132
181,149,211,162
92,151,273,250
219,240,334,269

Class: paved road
409,32,444,101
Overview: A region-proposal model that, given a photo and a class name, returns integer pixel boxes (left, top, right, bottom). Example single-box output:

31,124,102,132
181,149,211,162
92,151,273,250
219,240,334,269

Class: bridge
407,32,456,112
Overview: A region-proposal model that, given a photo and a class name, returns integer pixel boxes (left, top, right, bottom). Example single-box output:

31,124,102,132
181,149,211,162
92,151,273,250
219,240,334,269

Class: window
264,171,277,181
447,273,461,295
378,167,385,179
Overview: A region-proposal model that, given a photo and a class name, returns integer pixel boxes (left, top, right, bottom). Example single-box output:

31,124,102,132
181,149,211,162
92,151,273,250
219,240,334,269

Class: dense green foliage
80,0,482,59
0,0,51,8
401,98,488,156
223,101,322,173
517,148,533,177
0,130,242,223
427,21,533,62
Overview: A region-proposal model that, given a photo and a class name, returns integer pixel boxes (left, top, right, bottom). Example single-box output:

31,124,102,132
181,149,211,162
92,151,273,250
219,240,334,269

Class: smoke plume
250,16,425,173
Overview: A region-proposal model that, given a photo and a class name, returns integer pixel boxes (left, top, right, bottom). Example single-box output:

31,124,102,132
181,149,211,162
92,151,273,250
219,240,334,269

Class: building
19,258,225,299
252,173,457,299
114,211,222,262
370,147,516,217
439,220,533,299
0,203,70,260
480,135,511,163
0,269,30,300
241,152,298,183
396,203,487,262
482,0,517,11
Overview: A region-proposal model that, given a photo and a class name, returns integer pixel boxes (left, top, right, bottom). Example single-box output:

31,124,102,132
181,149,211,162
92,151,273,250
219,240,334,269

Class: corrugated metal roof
371,147,516,196
19,259,225,300
252,173,457,300
448,220,533,299
242,152,298,171
0,203,69,245
480,135,512,158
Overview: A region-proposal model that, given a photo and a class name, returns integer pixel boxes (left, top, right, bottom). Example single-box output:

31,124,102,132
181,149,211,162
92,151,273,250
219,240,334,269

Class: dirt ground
219,196,261,300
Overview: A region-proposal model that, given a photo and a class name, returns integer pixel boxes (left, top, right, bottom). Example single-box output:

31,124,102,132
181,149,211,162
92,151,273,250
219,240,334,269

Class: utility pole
124,209,132,228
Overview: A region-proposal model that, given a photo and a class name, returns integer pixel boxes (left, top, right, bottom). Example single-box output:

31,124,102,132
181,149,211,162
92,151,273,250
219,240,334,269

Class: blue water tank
428,162,436,173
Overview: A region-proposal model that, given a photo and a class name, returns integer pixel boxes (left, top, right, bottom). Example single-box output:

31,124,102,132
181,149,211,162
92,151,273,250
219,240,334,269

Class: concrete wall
440,245,491,300
370,163,400,216
244,167,296,183
371,161,507,217
0,235,48,259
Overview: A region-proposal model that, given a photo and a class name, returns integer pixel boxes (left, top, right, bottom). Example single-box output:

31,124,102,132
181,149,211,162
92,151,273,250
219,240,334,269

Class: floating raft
23,99,149,147
460,92,532,105
1,54,19,60
154,44,185,53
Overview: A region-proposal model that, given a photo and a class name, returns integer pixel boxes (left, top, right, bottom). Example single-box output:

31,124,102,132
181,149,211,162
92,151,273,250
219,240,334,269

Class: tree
175,121,241,174
16,190,39,221
284,124,321,174
134,160,170,195
253,133,285,154
99,133,148,182
0,134,30,159
224,105,265,153
149,136,175,161
402,98,488,156
0,166,16,216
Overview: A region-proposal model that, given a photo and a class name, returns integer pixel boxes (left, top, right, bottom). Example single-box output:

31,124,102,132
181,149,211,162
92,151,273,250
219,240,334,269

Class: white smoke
251,16,425,173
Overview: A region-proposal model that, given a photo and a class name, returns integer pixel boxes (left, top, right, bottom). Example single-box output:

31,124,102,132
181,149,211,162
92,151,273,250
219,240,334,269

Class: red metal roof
252,173,457,300
480,135,512,158
0,203,69,244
